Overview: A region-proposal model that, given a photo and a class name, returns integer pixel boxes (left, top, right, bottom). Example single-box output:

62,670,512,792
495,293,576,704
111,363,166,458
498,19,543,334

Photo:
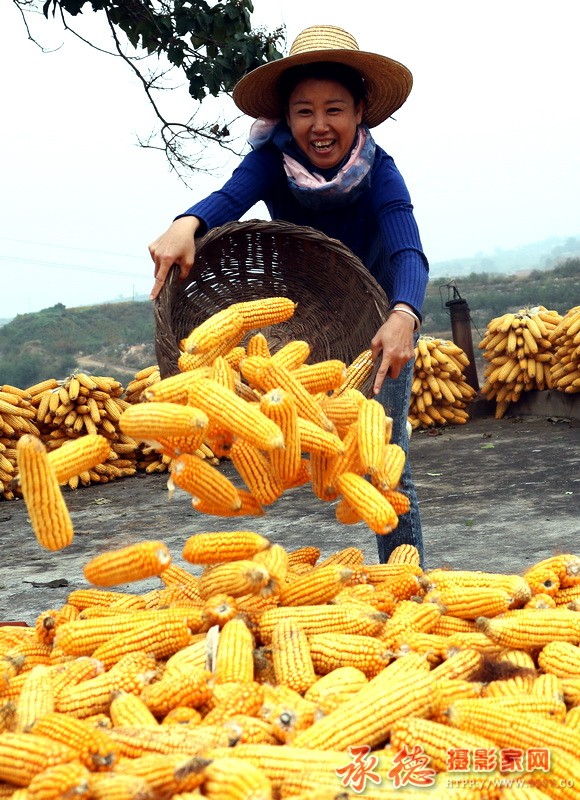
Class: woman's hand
148,216,201,300
370,310,416,394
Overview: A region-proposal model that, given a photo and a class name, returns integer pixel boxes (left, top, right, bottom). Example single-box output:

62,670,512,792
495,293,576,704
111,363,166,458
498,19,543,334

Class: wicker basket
154,219,389,381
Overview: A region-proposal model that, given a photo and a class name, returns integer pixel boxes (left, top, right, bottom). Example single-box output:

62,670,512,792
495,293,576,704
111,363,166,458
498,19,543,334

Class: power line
0,254,148,279
0,236,144,261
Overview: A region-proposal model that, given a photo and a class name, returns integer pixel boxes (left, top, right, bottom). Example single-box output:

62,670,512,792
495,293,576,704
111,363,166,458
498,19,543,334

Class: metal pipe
445,298,480,392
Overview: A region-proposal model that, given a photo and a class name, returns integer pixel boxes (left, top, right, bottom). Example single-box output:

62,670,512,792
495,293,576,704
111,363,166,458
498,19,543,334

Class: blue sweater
181,142,429,318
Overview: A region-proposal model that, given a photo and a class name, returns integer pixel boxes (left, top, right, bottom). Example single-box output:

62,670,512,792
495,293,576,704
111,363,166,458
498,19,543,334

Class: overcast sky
1,0,579,319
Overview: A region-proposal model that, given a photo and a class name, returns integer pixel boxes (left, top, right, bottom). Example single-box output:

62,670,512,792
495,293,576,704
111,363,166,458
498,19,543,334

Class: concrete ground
1,391,578,625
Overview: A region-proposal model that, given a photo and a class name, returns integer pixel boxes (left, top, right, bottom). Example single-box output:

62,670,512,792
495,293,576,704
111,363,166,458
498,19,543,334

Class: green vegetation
0,301,155,388
0,259,577,389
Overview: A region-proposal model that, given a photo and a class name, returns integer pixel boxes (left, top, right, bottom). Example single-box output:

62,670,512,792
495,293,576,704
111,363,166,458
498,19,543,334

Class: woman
149,26,429,565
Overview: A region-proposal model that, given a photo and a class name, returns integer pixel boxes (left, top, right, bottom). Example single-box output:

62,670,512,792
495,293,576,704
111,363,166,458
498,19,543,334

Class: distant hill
429,235,580,279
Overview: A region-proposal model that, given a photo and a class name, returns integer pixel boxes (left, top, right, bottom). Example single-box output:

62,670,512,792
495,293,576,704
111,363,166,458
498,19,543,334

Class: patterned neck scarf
248,119,376,210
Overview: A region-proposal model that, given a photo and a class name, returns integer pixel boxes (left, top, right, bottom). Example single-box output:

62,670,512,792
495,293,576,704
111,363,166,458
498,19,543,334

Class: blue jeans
374,336,424,566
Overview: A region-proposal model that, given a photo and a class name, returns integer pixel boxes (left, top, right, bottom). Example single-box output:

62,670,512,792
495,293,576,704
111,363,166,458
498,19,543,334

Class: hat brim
232,48,413,128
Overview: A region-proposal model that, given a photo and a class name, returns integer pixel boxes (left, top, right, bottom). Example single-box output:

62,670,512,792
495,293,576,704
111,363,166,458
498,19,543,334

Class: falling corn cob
83,540,172,587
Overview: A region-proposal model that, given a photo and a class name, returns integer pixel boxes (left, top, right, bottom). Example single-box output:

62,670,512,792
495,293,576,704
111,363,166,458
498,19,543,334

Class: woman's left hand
370,312,416,394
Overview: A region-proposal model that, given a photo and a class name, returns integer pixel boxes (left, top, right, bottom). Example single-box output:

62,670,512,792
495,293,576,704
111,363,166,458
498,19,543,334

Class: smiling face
286,77,364,169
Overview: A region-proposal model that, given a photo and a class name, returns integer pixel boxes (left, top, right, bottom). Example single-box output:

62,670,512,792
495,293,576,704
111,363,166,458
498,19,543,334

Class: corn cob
0,732,77,786
258,605,387,645
292,359,347,393
246,332,272,359
333,348,374,395
213,617,255,684
230,296,297,332
241,357,334,431
182,305,246,355
336,472,399,534
293,652,433,750
14,664,54,732
308,632,393,678
187,378,284,451
270,618,316,694
26,760,91,800
91,615,191,669
475,609,580,649
201,755,273,800
29,711,118,771
16,434,74,551
228,439,284,506
204,744,348,794
83,540,171,587
425,585,514,619
118,401,208,444
140,668,213,715
43,434,112,484
197,560,270,600
55,652,158,718
86,771,154,799
171,453,243,512
106,724,231,758
390,716,498,773
258,388,301,485
269,339,311,370
537,641,580,678
115,753,210,796
387,544,421,566
286,546,320,568
278,563,352,606
253,544,289,595
370,443,406,492
109,690,160,728
446,698,580,761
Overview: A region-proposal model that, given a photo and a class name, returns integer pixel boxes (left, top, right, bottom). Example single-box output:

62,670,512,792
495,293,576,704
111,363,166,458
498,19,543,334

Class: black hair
277,62,367,110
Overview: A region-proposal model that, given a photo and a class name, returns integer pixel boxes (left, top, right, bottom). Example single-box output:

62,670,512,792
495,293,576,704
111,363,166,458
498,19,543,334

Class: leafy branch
14,0,285,183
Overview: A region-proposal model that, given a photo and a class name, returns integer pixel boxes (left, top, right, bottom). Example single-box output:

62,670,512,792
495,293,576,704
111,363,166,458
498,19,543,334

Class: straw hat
232,25,413,128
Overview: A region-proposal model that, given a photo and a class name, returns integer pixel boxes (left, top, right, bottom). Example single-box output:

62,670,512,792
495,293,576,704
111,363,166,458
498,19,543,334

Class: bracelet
390,305,421,331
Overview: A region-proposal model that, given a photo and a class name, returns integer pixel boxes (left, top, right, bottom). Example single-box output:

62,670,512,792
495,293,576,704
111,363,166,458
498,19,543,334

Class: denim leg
374,342,424,566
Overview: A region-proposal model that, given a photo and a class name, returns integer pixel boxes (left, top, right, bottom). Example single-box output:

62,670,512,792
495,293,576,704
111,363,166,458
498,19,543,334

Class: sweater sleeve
370,152,429,319
176,147,281,231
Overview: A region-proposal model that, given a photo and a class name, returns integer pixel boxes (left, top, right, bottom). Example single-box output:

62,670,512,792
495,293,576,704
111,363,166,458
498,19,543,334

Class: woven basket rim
154,219,389,385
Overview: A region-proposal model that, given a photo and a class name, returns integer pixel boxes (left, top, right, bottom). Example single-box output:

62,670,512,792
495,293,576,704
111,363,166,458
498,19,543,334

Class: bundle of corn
26,373,138,489
124,298,408,537
549,305,580,393
479,305,563,419
0,381,48,500
124,365,161,404
408,336,476,430
2,537,580,797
